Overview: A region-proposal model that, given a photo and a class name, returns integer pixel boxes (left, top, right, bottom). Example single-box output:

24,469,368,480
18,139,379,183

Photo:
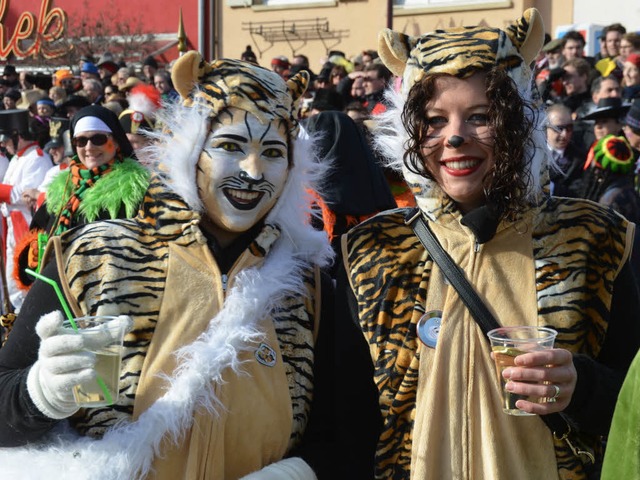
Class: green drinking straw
25,268,75,329
25,268,114,405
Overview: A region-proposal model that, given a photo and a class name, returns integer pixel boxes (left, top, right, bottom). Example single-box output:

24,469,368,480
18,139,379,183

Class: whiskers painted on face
421,132,494,152
220,174,276,196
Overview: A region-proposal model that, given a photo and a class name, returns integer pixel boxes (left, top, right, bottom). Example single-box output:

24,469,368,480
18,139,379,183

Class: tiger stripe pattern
344,198,630,479
56,175,318,445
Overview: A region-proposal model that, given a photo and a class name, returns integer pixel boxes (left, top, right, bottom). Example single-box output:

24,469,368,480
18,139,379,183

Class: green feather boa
46,157,150,222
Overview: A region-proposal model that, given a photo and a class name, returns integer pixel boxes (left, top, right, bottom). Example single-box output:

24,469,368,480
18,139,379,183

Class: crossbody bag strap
405,208,498,335
404,208,581,447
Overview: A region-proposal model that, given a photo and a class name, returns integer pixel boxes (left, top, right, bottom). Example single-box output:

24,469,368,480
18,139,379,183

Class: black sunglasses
72,133,111,148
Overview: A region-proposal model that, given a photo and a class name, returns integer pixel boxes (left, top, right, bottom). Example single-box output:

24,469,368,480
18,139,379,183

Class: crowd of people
0,7,637,480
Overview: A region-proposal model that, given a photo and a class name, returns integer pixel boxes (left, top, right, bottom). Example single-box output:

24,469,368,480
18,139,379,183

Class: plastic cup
487,326,558,416
62,316,129,407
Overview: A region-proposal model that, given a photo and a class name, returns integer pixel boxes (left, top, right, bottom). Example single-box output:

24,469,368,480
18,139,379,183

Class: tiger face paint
197,107,289,247
75,131,119,169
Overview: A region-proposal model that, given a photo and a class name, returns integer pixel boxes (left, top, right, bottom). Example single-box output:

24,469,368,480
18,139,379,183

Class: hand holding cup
488,326,576,416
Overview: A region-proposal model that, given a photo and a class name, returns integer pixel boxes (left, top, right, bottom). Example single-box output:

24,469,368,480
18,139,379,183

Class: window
394,0,511,12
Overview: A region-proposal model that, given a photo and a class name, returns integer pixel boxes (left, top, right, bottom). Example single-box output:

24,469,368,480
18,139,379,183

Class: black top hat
2,65,16,76
581,97,631,121
0,109,30,136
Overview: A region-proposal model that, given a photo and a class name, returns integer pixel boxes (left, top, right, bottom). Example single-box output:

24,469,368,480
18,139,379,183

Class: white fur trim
240,457,317,480
0,91,333,479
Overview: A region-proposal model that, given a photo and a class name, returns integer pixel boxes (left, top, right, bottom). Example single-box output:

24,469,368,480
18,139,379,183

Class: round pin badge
417,310,443,348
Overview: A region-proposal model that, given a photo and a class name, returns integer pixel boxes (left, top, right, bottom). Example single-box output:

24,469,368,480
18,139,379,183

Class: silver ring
548,384,561,403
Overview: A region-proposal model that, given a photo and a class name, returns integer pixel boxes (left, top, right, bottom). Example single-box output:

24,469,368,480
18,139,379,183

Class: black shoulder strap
406,208,498,335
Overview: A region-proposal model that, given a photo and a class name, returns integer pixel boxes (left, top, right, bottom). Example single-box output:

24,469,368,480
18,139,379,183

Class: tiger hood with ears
377,7,545,98
373,8,551,204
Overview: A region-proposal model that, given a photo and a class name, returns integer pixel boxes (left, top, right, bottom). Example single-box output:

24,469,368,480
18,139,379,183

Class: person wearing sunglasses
545,103,587,197
12,104,150,292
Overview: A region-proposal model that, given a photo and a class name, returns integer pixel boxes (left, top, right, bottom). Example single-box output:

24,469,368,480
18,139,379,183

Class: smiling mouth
224,188,264,210
443,159,481,170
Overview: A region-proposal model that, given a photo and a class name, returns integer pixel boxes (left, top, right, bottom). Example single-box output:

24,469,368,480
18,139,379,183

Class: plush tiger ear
506,8,545,66
286,70,310,103
377,29,418,77
171,50,211,100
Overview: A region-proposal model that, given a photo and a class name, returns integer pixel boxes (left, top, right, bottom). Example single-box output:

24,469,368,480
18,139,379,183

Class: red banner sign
0,0,67,60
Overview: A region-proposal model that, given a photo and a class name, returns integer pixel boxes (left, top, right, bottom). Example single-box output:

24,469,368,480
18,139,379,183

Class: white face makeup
197,107,290,246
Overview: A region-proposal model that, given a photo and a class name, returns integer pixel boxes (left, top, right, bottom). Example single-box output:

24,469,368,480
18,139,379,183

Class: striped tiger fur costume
341,7,637,480
0,53,333,479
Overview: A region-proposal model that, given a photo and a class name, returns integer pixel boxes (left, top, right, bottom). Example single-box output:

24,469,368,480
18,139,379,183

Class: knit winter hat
589,135,635,175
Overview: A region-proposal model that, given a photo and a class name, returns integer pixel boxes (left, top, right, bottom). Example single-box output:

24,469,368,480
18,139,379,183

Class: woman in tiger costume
337,8,640,480
0,52,352,479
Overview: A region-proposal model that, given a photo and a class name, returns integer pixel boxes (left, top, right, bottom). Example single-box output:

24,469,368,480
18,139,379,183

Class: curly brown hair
401,66,536,221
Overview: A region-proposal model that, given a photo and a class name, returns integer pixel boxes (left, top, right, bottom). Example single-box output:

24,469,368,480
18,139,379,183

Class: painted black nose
448,135,464,148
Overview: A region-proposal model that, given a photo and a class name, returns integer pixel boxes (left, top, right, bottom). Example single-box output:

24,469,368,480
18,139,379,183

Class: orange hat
54,69,73,87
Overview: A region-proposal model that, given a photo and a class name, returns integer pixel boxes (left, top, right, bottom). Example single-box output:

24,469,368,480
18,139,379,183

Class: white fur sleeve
239,457,317,480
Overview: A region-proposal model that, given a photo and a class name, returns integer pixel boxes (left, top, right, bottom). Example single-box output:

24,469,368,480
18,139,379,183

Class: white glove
26,311,132,419
239,458,317,480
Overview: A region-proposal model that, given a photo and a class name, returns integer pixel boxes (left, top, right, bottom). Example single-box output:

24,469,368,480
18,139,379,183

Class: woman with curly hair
336,8,640,480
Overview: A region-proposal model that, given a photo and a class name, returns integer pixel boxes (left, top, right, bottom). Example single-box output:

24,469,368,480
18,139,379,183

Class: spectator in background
580,136,640,258
545,103,587,197
562,30,595,66
620,33,640,63
2,89,21,111
604,23,626,59
306,88,344,117
292,54,310,70
314,63,333,91
574,75,622,151
582,97,630,143
53,69,76,95
330,64,348,88
536,37,565,104
82,78,105,105
622,100,640,151
350,74,366,103
58,94,90,120
344,100,369,125
142,56,159,84
31,98,56,148
115,67,133,90
596,23,627,78
361,49,378,68
2,65,19,88
80,62,100,82
0,109,52,312
240,45,258,65
18,71,34,91
622,53,640,101
560,57,593,117
270,55,290,78
362,62,392,115
153,70,179,103
96,53,119,88
48,86,67,109
118,83,161,157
